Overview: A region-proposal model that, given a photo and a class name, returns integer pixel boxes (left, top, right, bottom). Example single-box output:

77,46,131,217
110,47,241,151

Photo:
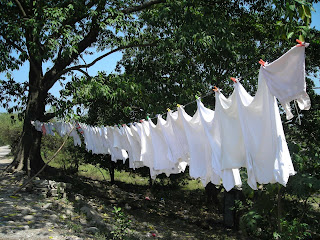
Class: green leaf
303,5,311,18
299,34,305,42
298,6,305,20
294,0,307,5
289,4,295,12
287,32,294,39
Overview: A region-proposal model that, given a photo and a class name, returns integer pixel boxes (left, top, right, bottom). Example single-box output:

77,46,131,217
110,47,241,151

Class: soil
0,146,244,240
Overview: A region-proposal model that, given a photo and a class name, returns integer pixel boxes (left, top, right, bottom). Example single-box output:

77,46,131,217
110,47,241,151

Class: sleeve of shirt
260,44,311,120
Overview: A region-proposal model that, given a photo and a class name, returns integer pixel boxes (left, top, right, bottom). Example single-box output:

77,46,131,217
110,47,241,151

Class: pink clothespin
259,59,266,67
296,39,304,47
139,119,144,123
230,77,237,83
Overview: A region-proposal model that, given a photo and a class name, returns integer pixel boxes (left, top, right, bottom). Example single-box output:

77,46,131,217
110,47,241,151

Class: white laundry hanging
31,42,311,192
233,77,295,189
196,99,242,191
178,104,220,187
260,44,310,119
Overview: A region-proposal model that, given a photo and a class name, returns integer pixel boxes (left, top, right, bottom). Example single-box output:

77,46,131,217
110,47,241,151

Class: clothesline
134,74,318,125
32,42,311,192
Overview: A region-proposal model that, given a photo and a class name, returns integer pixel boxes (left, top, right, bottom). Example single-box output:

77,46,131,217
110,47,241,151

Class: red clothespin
296,39,304,47
259,59,266,67
230,77,237,83
213,86,219,92
139,119,144,123
41,124,46,136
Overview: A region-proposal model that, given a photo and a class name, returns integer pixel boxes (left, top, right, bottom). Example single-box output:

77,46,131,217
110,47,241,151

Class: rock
65,209,73,216
42,203,52,209
125,203,131,210
85,226,99,234
23,215,34,220
80,206,104,226
23,225,30,230
45,222,54,227
49,214,58,221
80,218,87,225
21,209,30,215
49,180,57,188
51,189,58,195
75,194,83,201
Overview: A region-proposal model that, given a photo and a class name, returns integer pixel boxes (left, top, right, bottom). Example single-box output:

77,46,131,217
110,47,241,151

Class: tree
0,0,165,175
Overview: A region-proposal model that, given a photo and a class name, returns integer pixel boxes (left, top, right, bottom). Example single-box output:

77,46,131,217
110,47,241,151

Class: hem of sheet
282,91,311,120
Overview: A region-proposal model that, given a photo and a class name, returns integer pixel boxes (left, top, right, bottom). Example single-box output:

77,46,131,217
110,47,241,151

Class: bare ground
0,146,244,240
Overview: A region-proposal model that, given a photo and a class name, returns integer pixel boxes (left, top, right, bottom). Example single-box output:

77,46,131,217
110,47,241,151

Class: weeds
111,206,131,240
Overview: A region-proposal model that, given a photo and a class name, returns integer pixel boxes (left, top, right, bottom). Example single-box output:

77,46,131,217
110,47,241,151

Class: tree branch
40,112,56,122
1,36,41,77
75,68,92,79
122,0,166,14
57,41,157,77
13,0,27,17
2,36,28,56
43,0,164,91
43,1,97,47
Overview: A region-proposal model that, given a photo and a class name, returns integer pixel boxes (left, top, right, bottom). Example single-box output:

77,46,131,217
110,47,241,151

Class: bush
0,113,22,149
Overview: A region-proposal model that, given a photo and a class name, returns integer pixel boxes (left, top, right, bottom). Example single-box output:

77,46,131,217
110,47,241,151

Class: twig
96,164,107,182
12,124,76,196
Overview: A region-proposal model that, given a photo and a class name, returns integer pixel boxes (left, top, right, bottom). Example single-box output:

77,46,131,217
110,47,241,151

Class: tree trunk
10,61,46,176
109,160,115,184
277,185,283,233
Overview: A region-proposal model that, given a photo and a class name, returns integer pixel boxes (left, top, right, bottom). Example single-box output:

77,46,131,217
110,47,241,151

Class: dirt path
0,145,12,164
0,146,88,240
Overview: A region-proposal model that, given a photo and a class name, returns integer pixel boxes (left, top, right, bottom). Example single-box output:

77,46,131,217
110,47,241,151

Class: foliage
0,113,22,149
276,218,312,240
111,206,132,240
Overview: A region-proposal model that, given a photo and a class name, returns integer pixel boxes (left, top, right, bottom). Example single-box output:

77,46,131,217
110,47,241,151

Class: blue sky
0,3,320,112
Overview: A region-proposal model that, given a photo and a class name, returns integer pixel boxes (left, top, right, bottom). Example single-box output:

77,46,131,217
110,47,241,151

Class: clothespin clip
139,119,144,123
146,115,150,120
213,86,219,92
230,77,237,83
122,124,126,127
259,59,266,67
296,39,304,47
167,108,171,112
195,95,200,100
177,104,181,108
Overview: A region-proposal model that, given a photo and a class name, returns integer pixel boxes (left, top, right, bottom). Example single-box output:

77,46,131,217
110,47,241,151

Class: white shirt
260,44,310,119
196,99,242,191
234,76,295,189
